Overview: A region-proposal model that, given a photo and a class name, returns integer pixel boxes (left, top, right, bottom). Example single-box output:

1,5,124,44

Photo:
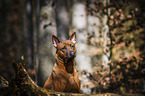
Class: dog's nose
70,51,75,56
65,51,76,60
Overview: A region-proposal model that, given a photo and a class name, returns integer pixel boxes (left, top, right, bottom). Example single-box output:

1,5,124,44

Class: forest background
0,0,145,94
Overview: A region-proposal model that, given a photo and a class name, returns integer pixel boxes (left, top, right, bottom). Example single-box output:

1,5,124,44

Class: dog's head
52,32,76,60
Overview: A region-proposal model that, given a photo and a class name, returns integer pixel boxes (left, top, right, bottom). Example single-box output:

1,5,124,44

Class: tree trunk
101,0,110,69
55,0,70,40
0,0,25,80
87,0,110,70
72,2,93,93
37,0,57,87
72,2,92,73
25,0,33,69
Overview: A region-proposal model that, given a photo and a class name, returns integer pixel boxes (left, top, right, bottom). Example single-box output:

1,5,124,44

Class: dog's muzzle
65,51,76,60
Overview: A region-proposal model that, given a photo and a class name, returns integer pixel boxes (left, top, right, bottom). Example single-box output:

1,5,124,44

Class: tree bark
72,1,92,73
37,0,57,87
87,0,110,69
55,0,70,40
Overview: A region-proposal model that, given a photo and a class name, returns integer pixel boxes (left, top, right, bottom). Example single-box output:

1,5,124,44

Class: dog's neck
55,54,74,74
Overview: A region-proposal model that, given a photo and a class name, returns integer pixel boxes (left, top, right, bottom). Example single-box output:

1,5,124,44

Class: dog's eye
61,46,66,50
70,44,74,48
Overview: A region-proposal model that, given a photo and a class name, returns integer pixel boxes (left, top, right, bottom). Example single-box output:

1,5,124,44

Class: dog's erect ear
69,32,76,44
52,35,60,48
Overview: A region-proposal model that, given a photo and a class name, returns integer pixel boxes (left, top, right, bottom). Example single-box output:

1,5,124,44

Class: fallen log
0,57,143,96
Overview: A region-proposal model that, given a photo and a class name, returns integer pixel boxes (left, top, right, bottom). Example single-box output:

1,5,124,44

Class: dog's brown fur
43,32,80,93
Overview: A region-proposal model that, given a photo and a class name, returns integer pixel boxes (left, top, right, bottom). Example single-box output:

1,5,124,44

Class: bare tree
72,1,92,73
37,0,57,87
55,0,71,40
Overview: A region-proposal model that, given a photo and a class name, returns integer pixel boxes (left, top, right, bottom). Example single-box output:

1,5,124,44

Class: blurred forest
0,0,145,94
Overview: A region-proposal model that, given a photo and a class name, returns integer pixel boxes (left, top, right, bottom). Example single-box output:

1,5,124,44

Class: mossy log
0,57,143,96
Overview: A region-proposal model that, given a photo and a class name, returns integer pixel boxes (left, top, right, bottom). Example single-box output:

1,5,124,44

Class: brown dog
43,32,80,93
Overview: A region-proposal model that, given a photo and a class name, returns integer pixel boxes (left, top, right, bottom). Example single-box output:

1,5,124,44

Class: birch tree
72,1,92,73
37,0,57,86
72,1,93,93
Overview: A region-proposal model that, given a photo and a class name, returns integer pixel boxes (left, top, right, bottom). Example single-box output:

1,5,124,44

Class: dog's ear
69,32,76,44
52,35,60,48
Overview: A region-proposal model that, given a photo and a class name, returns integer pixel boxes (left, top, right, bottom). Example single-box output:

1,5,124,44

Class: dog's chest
61,71,79,92
54,68,80,92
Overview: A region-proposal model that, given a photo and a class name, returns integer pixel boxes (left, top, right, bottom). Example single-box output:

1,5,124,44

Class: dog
43,32,80,93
